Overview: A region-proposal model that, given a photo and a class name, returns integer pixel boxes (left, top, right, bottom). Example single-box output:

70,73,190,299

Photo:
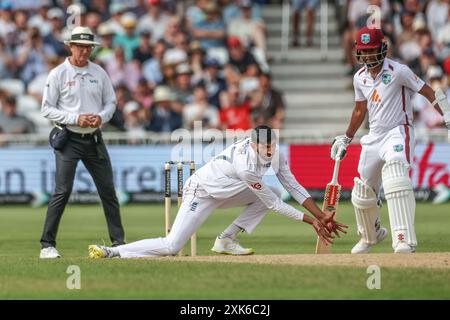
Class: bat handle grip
331,158,340,184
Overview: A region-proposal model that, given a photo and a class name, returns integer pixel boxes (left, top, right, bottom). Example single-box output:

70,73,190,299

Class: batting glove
330,135,352,160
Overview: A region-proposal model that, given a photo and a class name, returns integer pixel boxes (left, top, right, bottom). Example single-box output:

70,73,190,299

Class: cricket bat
315,158,341,254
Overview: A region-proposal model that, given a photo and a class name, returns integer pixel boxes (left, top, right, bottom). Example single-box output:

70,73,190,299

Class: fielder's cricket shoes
394,241,415,253
211,237,254,255
40,246,61,259
351,227,388,254
88,245,113,259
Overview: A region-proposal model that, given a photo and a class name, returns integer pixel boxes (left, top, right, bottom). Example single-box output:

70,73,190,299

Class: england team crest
361,33,370,44
382,73,392,85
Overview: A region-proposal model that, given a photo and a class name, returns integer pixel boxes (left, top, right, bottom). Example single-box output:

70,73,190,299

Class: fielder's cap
153,86,174,103
175,63,193,75
123,101,140,115
251,125,277,145
355,27,384,50
239,0,252,7
64,26,101,46
120,12,137,28
227,36,242,47
47,8,64,20
427,65,444,80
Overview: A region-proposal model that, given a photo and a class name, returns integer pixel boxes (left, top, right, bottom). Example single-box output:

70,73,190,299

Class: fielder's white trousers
117,178,281,258
358,125,414,193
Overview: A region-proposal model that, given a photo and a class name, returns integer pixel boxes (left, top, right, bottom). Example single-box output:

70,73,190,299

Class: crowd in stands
338,0,450,130
0,0,285,138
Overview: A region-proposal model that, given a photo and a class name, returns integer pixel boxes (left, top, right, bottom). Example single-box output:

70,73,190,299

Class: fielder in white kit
89,125,347,258
331,27,450,254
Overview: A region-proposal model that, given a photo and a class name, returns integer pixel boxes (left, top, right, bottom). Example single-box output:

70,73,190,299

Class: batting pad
351,177,381,245
382,161,417,249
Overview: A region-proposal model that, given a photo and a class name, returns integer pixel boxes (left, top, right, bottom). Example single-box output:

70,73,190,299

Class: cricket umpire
39,26,125,259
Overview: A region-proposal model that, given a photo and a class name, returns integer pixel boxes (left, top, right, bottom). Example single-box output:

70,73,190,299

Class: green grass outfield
0,202,449,299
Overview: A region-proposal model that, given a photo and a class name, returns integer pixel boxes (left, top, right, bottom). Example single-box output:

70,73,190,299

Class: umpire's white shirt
41,58,116,134
193,138,310,221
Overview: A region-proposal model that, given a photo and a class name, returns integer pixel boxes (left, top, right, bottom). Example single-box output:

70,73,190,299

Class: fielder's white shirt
41,58,116,134
193,138,311,221
353,58,425,135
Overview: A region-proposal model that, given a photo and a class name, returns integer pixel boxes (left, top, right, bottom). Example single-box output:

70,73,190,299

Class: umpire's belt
69,130,99,139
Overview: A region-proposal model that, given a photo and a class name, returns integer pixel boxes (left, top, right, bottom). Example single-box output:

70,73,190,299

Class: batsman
88,125,347,259
332,27,450,254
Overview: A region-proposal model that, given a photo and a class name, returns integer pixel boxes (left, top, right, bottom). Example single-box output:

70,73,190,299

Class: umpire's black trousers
40,130,125,248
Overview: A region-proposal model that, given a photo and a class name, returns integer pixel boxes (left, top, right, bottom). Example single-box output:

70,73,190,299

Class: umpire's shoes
211,237,254,255
40,246,61,259
351,227,388,254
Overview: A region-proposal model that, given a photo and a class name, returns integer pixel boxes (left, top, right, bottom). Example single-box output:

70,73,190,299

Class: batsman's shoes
394,241,415,253
211,237,254,255
40,246,61,259
351,227,388,254
88,245,113,259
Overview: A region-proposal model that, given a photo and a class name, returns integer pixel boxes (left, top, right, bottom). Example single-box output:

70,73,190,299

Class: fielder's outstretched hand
320,210,348,238
312,219,334,246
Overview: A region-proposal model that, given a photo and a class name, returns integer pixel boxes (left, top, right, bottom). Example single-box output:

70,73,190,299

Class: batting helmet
355,27,388,69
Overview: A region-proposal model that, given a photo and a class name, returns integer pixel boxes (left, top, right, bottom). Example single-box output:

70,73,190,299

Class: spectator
0,2,16,43
27,0,52,37
27,56,60,102
201,57,227,110
222,0,263,25
291,0,320,47
228,0,267,56
105,2,126,36
164,16,183,48
137,0,170,44
44,7,66,56
15,27,56,86
0,37,14,79
183,84,220,129
219,83,253,130
0,96,36,134
92,23,115,65
250,72,286,129
114,12,140,61
8,10,29,50
426,0,449,42
133,79,153,110
163,31,190,66
104,84,129,132
185,0,208,30
146,86,183,132
172,63,194,109
123,100,147,140
106,47,142,91
224,36,260,83
191,2,226,50
142,39,167,86
189,40,207,83
85,11,103,35
132,30,153,64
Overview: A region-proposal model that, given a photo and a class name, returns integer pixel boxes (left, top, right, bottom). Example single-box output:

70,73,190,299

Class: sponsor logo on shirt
251,183,262,190
90,79,98,84
371,89,382,104
190,202,198,212
393,144,404,152
381,73,392,85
